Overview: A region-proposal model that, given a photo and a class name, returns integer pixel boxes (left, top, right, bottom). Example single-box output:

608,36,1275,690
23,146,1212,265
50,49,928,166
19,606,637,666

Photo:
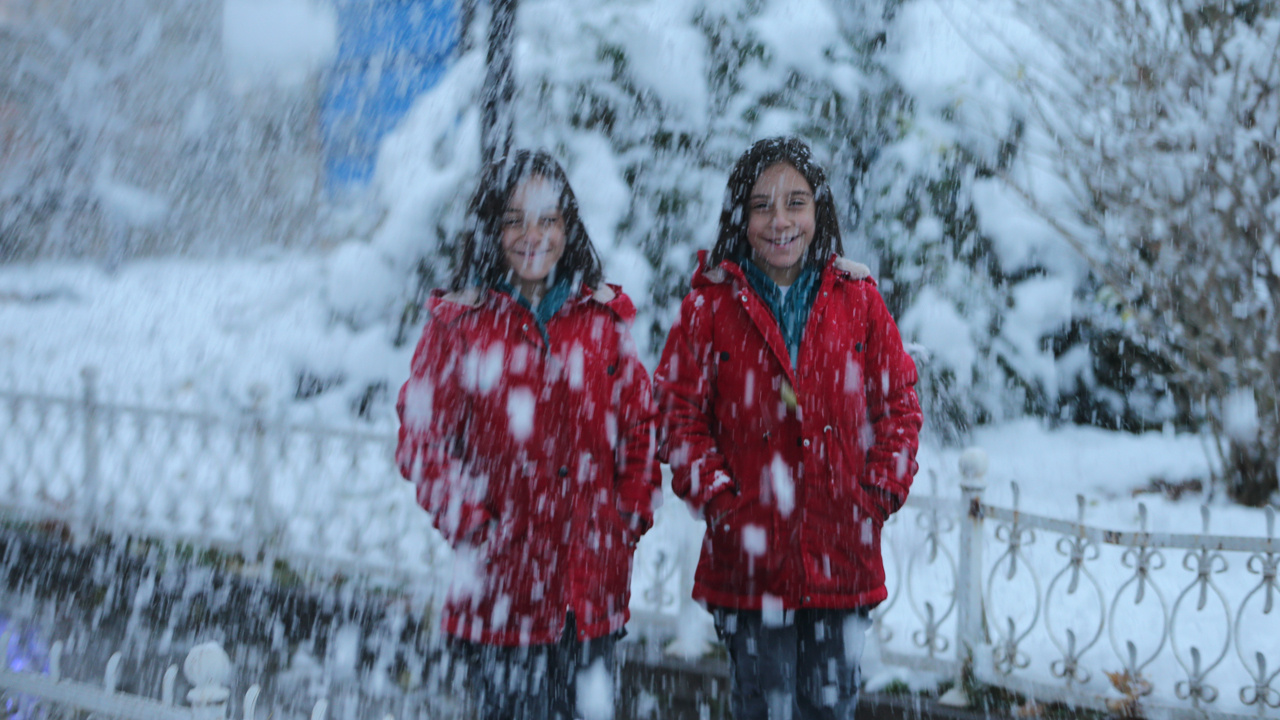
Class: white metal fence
4,371,1279,718
0,369,693,628
2,368,448,593
875,452,1280,719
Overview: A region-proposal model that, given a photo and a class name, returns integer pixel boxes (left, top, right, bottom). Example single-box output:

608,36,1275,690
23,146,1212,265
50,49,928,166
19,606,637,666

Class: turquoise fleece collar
739,258,821,367
492,276,574,344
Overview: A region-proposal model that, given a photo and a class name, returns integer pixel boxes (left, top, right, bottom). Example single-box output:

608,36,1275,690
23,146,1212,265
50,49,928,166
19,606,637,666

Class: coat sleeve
654,291,737,518
860,285,923,521
610,318,661,540
396,315,494,547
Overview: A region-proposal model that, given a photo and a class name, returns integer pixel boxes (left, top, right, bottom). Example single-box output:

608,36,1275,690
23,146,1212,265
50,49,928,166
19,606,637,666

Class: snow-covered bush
994,0,1280,504
864,1,1102,444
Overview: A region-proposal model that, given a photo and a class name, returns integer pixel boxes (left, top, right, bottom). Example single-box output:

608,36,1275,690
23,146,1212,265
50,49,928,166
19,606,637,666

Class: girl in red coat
655,137,922,720
396,149,659,720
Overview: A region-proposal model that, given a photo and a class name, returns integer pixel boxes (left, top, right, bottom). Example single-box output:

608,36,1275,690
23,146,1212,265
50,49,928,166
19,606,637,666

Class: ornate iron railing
0,369,688,631
1,369,447,595
6,371,1277,717
875,450,1280,719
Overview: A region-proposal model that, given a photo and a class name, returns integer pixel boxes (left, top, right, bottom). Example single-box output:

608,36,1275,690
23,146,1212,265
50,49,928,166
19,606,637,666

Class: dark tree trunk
482,0,516,168
1226,439,1280,507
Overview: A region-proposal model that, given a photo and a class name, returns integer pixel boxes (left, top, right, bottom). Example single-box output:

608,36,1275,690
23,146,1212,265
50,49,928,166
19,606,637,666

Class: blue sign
322,0,459,194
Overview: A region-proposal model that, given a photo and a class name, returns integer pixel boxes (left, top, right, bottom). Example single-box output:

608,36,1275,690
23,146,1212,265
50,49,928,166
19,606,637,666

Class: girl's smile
500,175,566,298
745,162,816,286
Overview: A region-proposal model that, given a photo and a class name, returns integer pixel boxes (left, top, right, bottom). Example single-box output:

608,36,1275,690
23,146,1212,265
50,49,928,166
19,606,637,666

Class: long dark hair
450,149,603,291
708,137,844,270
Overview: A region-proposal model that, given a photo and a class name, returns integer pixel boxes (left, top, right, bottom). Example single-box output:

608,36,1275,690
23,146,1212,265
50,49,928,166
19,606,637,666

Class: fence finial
80,365,101,530
942,445,991,710
958,447,988,488
185,641,232,720
248,383,278,551
162,665,178,705
244,684,261,720
50,640,63,682
105,652,122,694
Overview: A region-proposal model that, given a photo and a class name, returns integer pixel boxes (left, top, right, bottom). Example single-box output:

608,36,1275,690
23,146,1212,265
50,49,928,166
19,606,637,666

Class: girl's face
745,162,816,286
500,175,566,289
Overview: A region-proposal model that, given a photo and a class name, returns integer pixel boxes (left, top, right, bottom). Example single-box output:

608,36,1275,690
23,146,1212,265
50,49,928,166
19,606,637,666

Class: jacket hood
427,283,636,324
690,250,872,289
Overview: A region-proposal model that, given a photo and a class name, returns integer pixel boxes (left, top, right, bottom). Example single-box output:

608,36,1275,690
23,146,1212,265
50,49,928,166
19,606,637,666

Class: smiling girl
397,149,659,720
655,137,922,719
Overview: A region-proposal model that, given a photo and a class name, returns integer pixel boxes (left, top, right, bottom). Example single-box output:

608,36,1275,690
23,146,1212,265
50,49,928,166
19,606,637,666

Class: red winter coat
396,284,659,646
655,252,921,611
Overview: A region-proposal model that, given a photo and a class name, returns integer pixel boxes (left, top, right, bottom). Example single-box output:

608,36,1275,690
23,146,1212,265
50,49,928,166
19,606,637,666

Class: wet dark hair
708,136,844,270
450,149,603,291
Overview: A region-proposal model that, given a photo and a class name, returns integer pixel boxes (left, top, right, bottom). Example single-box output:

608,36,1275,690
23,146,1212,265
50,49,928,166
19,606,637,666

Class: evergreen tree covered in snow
366,0,1030,442
861,97,1048,445
859,2,1088,444
375,0,915,361
349,0,1143,449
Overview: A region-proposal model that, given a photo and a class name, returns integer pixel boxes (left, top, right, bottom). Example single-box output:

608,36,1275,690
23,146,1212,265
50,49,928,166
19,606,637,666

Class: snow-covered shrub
995,0,1280,504
864,139,1024,444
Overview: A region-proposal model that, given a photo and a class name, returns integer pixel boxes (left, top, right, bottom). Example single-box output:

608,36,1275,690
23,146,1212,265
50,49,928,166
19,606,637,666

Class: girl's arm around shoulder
653,288,737,519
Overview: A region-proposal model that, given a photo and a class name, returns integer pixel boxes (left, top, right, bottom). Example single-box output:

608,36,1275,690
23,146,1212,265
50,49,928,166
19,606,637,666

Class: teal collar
739,258,822,367
493,276,575,344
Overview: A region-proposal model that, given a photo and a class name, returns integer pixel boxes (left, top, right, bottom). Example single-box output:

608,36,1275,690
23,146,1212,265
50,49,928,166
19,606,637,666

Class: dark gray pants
449,614,619,720
713,607,871,720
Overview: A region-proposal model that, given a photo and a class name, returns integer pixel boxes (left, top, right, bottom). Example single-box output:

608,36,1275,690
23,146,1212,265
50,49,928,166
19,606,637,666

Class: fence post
940,447,989,707
248,385,276,553
80,367,100,528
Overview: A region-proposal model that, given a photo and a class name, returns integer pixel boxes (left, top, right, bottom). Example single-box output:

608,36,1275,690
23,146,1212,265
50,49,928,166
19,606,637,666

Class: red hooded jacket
397,284,659,646
655,252,922,610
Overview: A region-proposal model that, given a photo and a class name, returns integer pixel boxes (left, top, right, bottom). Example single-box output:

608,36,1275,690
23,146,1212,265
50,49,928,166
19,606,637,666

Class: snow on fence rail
5,370,1280,718
0,633,388,720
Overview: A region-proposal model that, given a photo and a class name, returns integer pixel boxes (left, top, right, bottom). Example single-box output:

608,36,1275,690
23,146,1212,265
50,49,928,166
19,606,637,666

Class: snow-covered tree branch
1002,0,1279,504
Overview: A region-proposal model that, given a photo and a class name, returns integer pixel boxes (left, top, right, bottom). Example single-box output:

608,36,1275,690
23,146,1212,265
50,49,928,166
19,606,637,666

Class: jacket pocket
821,424,883,524
850,483,886,525
704,490,780,575
610,507,643,546
703,484,739,527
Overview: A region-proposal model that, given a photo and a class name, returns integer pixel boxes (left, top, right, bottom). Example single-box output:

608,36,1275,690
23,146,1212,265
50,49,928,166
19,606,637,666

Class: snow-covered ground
0,255,406,422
